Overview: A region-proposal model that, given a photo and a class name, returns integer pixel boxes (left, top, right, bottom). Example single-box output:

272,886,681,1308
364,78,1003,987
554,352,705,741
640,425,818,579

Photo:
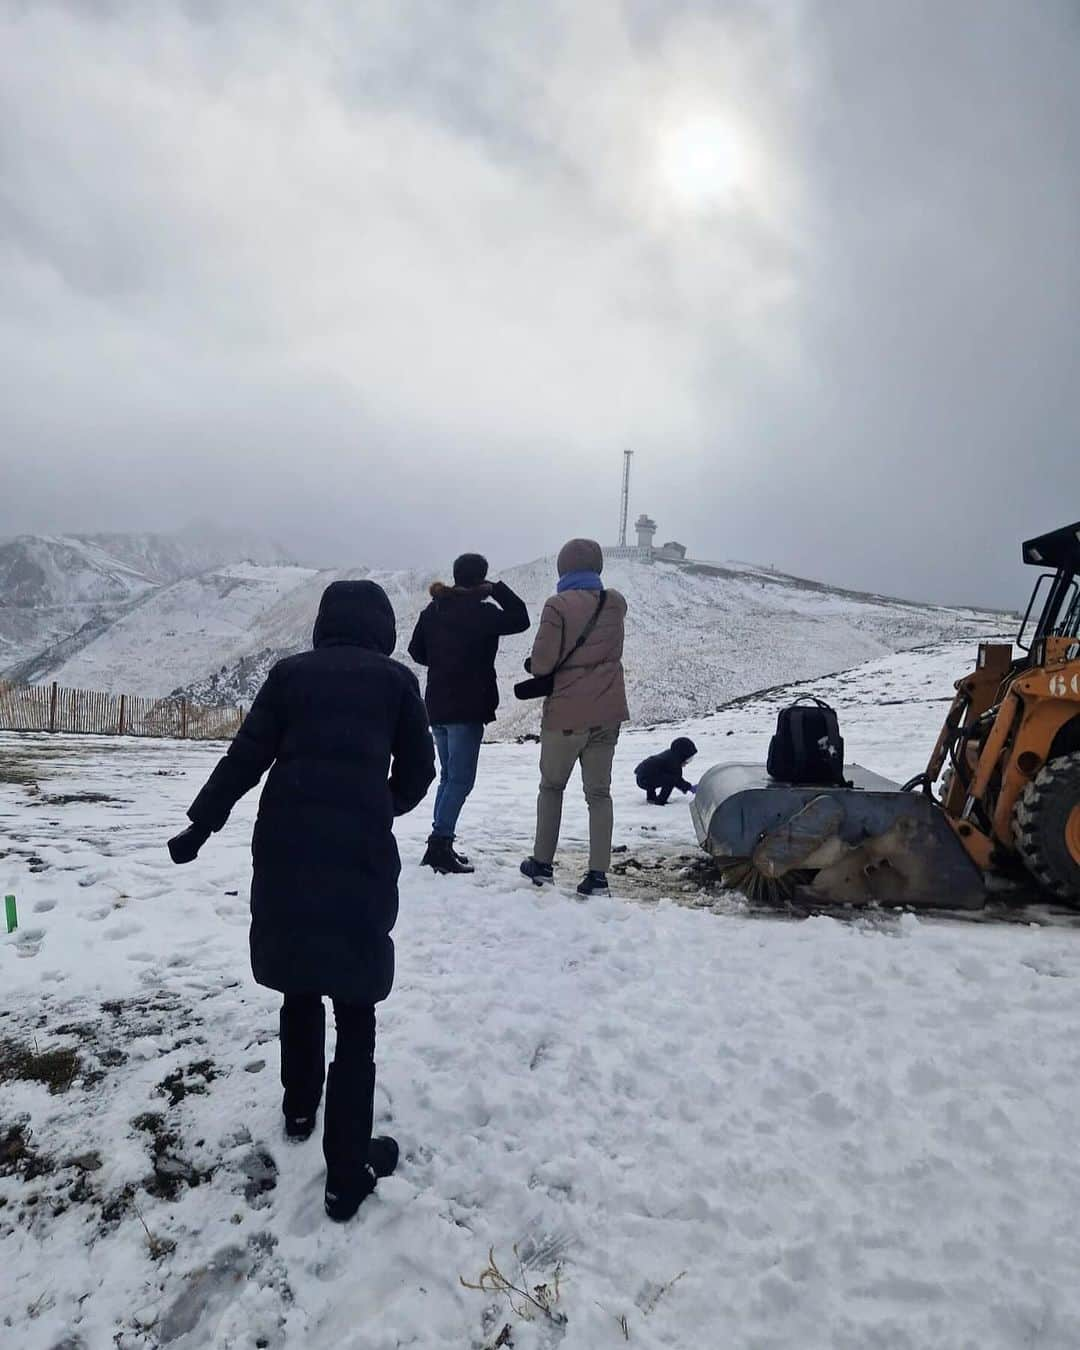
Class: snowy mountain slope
30,565,320,698
70,524,293,588
5,533,1010,732
2,640,1080,1348
181,555,1009,737
0,535,161,678
0,530,292,678
0,534,156,609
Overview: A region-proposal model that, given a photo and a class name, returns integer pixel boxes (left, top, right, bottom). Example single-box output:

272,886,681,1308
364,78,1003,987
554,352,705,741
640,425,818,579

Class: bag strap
790,695,834,711
552,590,608,676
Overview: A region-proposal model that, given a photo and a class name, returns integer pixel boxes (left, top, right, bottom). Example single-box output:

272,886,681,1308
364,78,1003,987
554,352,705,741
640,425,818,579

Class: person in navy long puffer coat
168,580,435,1221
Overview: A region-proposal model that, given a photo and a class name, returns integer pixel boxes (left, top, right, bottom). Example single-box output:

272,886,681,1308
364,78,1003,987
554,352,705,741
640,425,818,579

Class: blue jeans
431,723,484,838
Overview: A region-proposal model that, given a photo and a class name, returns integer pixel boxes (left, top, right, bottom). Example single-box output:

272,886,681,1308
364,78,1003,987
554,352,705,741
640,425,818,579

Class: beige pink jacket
529,587,629,732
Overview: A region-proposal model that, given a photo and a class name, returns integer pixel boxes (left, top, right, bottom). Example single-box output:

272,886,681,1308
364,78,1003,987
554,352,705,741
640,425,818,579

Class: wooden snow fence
0,681,245,741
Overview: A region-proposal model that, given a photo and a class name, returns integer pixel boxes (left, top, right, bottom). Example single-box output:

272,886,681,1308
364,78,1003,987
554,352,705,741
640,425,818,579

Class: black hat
453,553,489,588
671,737,698,761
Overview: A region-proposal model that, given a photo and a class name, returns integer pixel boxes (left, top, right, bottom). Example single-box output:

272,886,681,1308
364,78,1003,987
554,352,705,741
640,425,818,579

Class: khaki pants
534,726,620,873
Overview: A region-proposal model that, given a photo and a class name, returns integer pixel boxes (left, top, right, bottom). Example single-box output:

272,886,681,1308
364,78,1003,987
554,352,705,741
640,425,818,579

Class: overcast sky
1,0,1078,606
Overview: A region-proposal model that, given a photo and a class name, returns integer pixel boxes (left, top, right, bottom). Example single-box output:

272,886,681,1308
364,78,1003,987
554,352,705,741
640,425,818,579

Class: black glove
168,823,212,865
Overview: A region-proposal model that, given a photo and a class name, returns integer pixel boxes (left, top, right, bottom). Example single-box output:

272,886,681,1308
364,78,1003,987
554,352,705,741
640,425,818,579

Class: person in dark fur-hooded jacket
408,553,529,873
166,579,435,1223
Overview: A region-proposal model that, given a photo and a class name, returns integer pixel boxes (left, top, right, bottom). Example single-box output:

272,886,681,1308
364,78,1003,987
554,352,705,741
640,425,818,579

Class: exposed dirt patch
0,993,225,1244
0,845,49,872
0,1121,45,1179
38,791,122,807
0,1038,80,1093
157,1058,219,1106
0,752,41,787
0,1119,111,1235
133,1111,214,1201
101,991,186,1039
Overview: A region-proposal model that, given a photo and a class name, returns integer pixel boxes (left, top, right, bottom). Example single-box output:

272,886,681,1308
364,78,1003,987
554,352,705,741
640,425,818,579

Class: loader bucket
690,763,986,910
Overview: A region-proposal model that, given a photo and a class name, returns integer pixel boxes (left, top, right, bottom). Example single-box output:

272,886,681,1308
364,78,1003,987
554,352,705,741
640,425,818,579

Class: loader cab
1017,521,1080,657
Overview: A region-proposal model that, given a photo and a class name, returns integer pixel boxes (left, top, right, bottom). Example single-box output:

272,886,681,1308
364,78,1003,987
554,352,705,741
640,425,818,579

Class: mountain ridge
1,533,1011,740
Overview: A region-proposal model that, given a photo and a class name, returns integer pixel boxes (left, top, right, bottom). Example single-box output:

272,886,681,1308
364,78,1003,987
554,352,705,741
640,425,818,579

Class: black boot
422,835,475,875
323,1055,377,1221
520,857,555,885
325,1166,377,1222
369,1135,399,1178
324,1136,398,1220
577,869,610,897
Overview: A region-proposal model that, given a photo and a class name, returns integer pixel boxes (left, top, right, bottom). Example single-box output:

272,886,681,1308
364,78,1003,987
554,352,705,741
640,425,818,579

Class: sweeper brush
718,861,812,906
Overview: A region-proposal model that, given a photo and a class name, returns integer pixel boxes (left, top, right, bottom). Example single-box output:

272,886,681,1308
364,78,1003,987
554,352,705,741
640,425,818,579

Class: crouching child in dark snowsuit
167,581,435,1222
635,737,698,805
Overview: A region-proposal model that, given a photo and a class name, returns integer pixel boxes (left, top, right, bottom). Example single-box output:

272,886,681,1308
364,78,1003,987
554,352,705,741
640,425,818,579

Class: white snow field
3,640,1080,1350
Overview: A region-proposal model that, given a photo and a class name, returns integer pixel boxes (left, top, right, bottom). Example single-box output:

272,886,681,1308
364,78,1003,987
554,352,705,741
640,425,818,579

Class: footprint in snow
213,907,249,928
311,1249,349,1282
238,1147,278,1208
288,1178,332,1238
15,928,45,958
807,1091,856,1128
102,922,143,942
33,899,57,913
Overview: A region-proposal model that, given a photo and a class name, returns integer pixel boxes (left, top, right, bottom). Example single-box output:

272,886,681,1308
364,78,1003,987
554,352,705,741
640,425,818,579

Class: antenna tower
618,449,633,547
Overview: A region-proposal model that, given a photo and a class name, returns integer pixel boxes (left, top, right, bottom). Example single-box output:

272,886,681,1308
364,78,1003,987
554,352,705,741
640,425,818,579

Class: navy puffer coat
187,580,436,1004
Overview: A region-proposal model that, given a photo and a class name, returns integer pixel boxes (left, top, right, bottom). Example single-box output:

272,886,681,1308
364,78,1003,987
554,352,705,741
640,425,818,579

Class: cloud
1,0,1077,605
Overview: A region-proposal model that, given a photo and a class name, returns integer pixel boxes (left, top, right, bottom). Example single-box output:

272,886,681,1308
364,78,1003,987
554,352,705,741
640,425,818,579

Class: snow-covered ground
3,640,1080,1349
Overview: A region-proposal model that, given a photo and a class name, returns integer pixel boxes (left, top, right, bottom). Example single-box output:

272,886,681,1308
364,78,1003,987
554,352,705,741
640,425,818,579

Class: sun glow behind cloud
656,110,756,213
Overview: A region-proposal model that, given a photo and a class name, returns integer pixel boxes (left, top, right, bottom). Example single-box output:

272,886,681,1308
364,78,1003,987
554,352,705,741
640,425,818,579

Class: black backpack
766,696,847,786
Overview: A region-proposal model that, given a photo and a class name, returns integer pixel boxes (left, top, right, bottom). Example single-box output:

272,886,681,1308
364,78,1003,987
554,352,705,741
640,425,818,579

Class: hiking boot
577,870,610,897
452,845,471,866
421,835,475,875
325,1165,377,1223
369,1135,399,1178
520,857,555,885
284,1114,316,1141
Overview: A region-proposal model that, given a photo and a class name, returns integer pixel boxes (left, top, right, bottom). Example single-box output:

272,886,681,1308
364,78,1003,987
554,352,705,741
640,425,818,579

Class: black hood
312,580,396,654
671,737,698,761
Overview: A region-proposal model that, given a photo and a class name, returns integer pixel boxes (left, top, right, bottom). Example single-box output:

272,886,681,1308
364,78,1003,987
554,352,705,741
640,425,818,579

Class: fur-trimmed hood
429,580,488,600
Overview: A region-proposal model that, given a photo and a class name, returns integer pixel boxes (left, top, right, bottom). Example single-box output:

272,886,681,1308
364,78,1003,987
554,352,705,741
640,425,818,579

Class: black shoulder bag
514,590,608,701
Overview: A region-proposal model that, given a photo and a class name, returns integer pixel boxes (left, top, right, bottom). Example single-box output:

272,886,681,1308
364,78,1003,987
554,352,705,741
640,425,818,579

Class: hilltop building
605,514,689,564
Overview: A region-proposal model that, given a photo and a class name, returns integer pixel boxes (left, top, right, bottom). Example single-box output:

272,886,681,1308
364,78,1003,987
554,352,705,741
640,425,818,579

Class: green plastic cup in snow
4,895,16,934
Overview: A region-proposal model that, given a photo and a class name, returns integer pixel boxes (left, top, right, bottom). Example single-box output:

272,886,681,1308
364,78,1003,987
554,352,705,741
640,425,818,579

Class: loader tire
1012,752,1080,904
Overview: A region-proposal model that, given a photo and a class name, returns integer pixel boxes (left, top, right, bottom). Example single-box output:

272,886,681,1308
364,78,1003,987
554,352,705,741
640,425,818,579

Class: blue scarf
557,570,603,593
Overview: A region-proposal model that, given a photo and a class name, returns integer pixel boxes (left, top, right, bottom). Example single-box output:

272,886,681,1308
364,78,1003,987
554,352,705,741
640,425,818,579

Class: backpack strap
553,590,608,675
791,695,834,711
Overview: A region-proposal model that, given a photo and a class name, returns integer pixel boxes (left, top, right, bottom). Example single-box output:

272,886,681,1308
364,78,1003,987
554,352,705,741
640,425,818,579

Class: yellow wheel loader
690,522,1080,910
